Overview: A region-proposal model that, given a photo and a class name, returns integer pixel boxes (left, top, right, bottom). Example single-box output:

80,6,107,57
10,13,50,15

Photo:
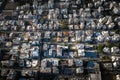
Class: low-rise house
21,43,30,49
63,31,69,36
74,59,83,67
69,52,74,58
116,75,120,80
69,37,76,42
108,23,115,29
5,42,12,47
26,60,32,68
69,31,75,37
76,44,84,49
78,49,85,57
48,0,54,9
51,32,57,37
111,34,120,42
61,68,75,75
32,59,38,67
103,63,113,70
50,45,56,50
85,44,94,50
2,53,11,60
10,49,18,55
91,20,96,29
8,60,15,67
109,31,116,36
63,14,68,19
61,9,68,14
70,45,76,50
31,47,39,58
113,6,120,14
63,37,68,42
57,37,62,42
19,53,29,59
76,67,84,74
52,67,59,74
97,23,103,29
111,56,117,62
103,47,110,53
57,45,62,56
89,73,102,80
68,59,74,66
30,41,40,46
12,37,21,44
99,16,108,24
21,70,33,77
113,61,120,68
46,59,52,67
95,32,101,38
12,45,19,50
62,45,68,49
44,31,51,38
1,69,9,76
30,33,41,41
40,67,51,73
0,21,4,26
52,50,57,57
41,59,47,67
68,17,74,24
19,60,25,67
101,31,110,41
63,52,69,58
85,30,93,36
59,60,68,66
1,60,14,67
48,49,53,57
37,23,42,30
111,47,120,53
44,51,49,57
87,62,96,73
43,44,49,50
57,32,62,37
52,58,59,66
73,51,78,57
97,35,104,42
7,70,16,80
42,24,48,30
73,18,79,24
75,31,84,42
85,36,92,42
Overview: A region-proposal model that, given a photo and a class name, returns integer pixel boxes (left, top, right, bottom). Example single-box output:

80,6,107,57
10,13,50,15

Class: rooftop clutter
0,0,120,79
